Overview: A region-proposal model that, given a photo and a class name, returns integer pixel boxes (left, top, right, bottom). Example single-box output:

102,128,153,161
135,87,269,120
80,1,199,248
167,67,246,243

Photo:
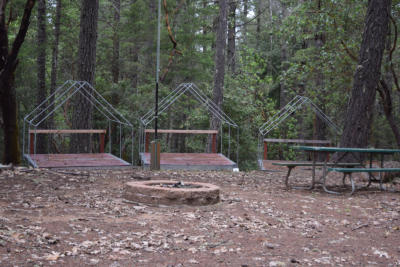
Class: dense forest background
0,0,400,169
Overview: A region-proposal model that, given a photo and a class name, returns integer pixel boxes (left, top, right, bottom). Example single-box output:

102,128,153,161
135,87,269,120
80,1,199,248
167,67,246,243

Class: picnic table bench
293,146,400,194
328,167,400,194
272,161,362,189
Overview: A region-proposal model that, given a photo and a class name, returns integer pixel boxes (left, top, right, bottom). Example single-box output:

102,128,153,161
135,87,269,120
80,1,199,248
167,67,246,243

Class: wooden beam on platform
29,129,106,134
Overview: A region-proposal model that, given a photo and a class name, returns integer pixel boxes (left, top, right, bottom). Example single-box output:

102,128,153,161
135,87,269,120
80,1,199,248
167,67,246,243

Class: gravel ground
0,166,399,266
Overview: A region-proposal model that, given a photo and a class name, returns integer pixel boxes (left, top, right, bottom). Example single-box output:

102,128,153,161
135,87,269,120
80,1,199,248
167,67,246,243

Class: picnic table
293,146,400,194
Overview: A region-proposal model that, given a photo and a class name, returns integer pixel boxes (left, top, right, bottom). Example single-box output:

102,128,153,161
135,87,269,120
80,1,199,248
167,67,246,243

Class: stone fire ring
124,180,220,206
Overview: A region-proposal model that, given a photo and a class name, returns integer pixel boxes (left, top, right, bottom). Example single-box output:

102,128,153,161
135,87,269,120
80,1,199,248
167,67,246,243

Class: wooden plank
29,129,106,134
145,129,218,134
263,138,331,144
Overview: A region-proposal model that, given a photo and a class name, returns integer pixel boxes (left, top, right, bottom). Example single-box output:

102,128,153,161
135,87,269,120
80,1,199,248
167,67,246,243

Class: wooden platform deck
25,153,130,169
141,153,237,171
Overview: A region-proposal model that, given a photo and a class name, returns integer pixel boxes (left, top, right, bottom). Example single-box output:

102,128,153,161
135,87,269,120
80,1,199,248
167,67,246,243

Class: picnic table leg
379,154,385,190
349,173,355,195
310,151,316,189
284,166,294,189
366,152,373,187
321,151,342,195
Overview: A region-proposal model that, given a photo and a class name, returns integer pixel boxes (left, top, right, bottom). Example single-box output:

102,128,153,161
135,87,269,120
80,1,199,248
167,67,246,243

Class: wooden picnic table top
293,146,400,154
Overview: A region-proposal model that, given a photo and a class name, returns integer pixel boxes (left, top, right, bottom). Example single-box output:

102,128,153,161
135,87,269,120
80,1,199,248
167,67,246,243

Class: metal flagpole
151,0,161,170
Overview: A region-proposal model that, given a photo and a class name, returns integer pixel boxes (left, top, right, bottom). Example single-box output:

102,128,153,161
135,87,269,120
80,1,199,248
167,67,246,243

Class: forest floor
0,166,399,267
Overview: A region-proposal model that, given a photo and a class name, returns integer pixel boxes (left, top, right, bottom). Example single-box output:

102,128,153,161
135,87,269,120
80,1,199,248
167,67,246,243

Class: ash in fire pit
124,180,220,206
157,181,202,189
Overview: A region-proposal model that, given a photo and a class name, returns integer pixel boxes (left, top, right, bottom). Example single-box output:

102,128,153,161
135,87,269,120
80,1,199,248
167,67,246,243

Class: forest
0,0,399,170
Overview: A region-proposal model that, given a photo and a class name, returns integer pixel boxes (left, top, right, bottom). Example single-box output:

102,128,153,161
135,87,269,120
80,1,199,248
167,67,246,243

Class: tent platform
140,153,237,171
24,153,130,169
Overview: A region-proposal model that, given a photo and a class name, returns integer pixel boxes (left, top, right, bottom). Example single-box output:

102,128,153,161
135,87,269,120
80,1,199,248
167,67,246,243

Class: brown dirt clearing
0,166,399,266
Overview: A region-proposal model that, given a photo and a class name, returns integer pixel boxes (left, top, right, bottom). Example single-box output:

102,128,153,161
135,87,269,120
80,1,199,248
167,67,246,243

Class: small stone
89,258,100,265
263,242,277,249
269,261,286,267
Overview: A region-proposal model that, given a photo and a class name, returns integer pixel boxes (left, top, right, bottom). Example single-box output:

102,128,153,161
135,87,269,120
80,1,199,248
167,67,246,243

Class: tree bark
49,0,62,132
70,0,99,153
377,80,400,147
36,0,47,153
227,0,236,74
313,0,327,160
111,0,120,84
111,0,120,148
0,0,36,164
207,0,227,153
339,0,391,161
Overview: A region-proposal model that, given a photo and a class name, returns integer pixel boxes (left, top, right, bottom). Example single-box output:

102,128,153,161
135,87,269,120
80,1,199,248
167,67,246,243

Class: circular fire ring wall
124,180,220,206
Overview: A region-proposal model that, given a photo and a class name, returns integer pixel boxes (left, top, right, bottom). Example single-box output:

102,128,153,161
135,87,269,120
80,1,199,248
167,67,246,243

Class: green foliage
4,0,400,168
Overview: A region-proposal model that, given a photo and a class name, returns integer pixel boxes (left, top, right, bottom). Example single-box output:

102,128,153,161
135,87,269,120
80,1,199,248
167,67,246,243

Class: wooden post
212,133,217,153
145,132,150,153
30,133,34,154
264,141,268,160
99,133,105,153
150,140,160,170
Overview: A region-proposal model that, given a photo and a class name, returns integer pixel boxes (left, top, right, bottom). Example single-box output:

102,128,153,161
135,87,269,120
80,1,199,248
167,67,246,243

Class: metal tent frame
23,80,134,167
258,95,341,163
139,82,239,164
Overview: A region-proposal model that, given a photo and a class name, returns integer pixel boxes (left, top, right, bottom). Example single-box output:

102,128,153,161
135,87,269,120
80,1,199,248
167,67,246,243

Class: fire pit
124,180,220,206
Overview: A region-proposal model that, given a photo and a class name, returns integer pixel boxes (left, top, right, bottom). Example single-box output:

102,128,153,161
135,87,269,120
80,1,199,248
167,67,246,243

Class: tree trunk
70,0,99,153
377,17,400,148
36,0,47,153
377,80,400,147
207,0,227,153
279,1,288,108
111,0,120,148
111,0,120,84
313,0,327,160
49,0,62,133
0,0,36,164
256,0,261,50
242,0,248,43
227,0,236,74
339,0,391,161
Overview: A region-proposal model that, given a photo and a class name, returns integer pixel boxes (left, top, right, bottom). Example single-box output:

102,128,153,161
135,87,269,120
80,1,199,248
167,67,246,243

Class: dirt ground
0,166,399,266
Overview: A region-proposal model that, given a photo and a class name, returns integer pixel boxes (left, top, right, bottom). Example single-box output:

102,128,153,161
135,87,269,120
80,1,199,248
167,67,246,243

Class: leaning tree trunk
0,0,36,164
36,0,47,153
207,0,227,153
339,0,391,161
70,0,99,153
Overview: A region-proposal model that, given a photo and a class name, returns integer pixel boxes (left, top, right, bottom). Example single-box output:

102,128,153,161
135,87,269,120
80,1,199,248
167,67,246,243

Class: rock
269,261,286,267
